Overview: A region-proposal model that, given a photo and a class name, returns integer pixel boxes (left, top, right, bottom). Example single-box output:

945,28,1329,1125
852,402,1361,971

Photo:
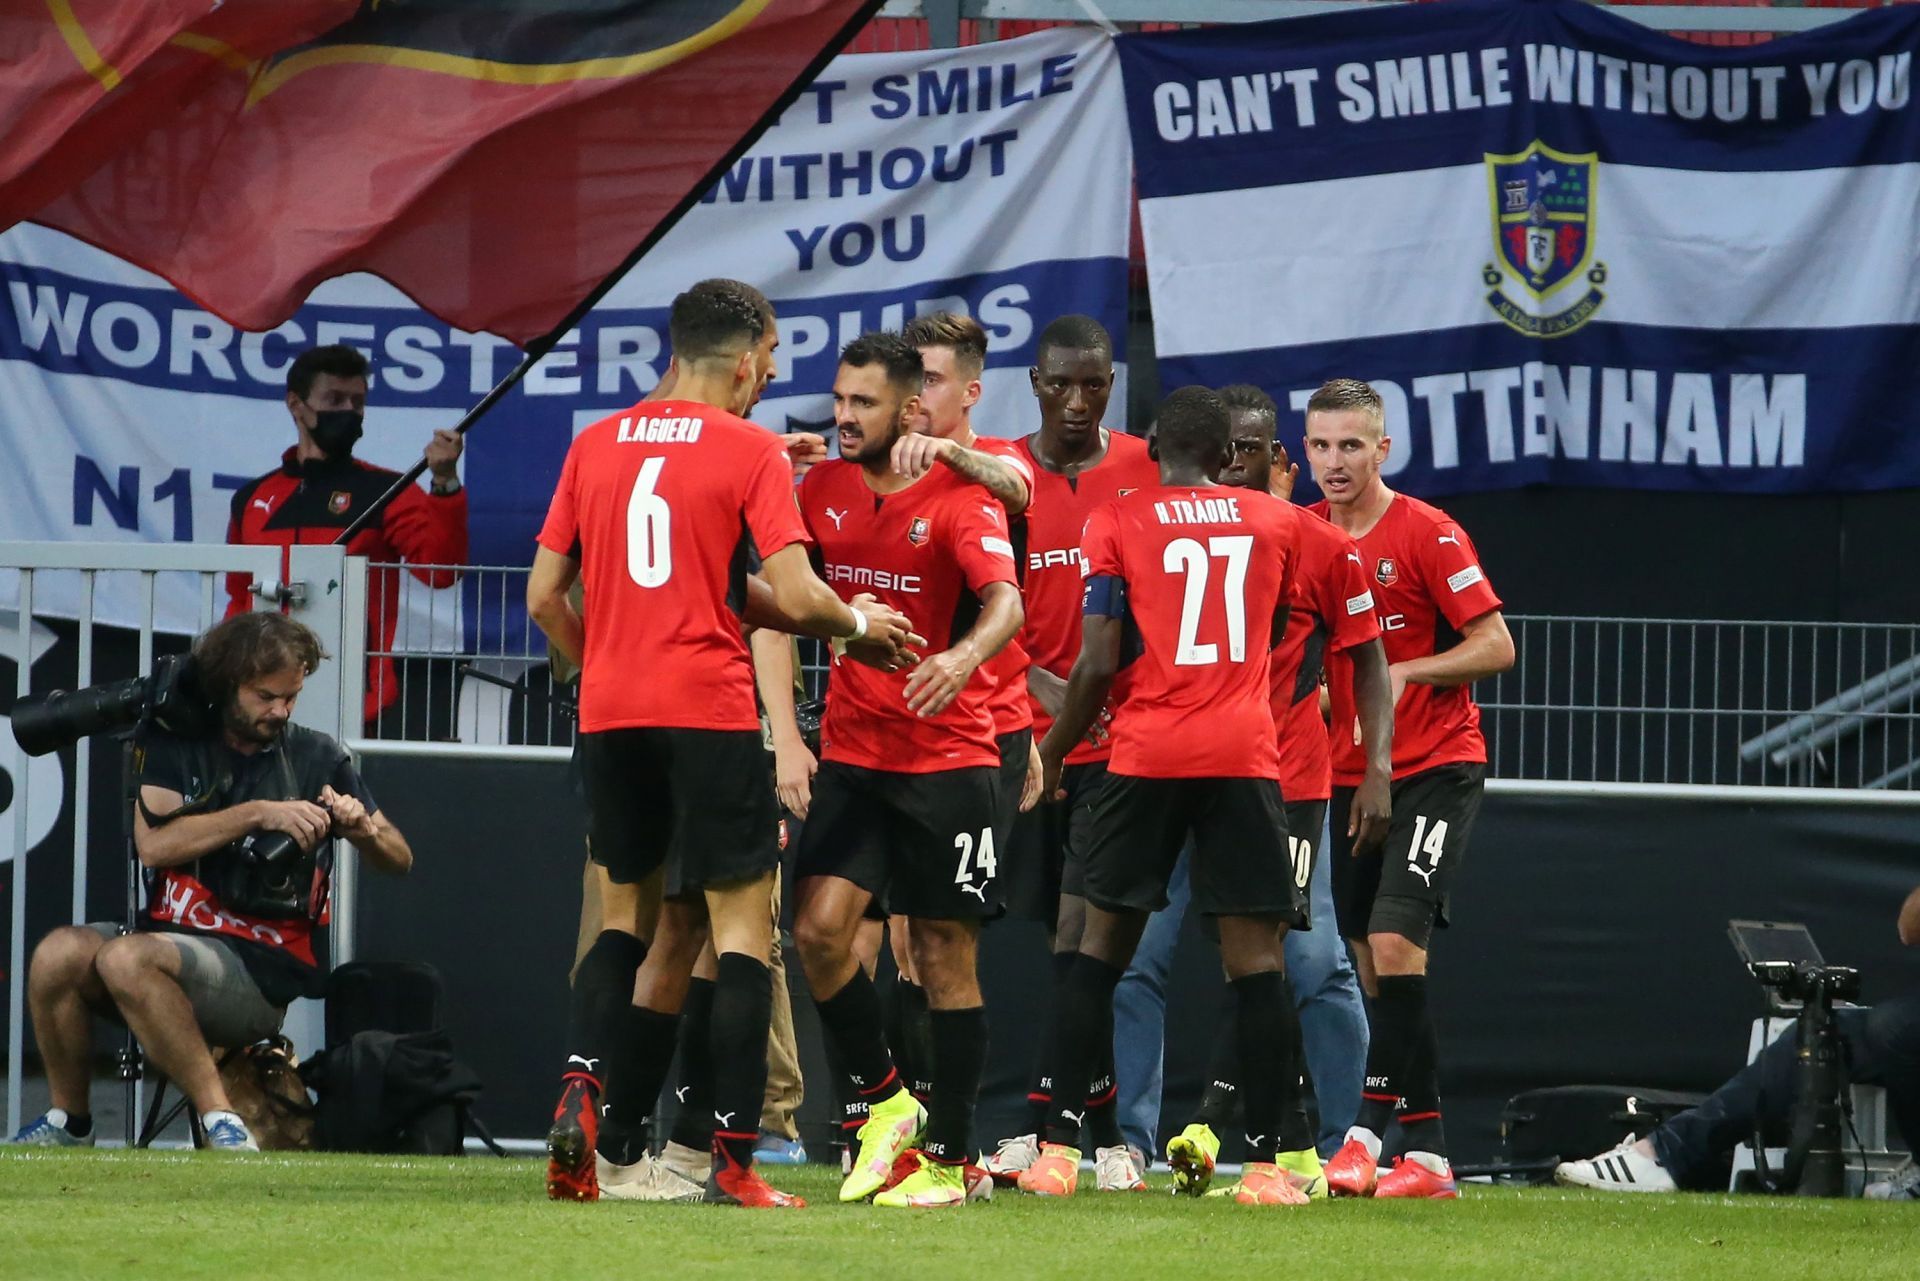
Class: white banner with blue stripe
0,27,1130,634
1120,0,1920,496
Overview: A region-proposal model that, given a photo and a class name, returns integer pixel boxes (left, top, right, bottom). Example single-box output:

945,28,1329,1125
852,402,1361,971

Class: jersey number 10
1164,535,1252,666
626,457,672,588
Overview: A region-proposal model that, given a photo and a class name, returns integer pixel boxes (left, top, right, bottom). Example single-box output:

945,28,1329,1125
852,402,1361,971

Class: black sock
1085,1037,1124,1151
708,952,774,1170
1395,979,1447,1159
886,977,936,1103
1277,974,1315,1153
1193,989,1240,1130
814,968,901,1112
64,1112,93,1139
596,1005,679,1165
923,1006,988,1165
1232,969,1301,1165
1024,951,1077,1136
1040,954,1126,1148
667,977,717,1152
563,929,647,1088
1358,974,1424,1138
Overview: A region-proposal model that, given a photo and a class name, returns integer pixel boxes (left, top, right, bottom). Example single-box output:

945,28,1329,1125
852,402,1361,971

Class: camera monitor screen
1727,919,1826,969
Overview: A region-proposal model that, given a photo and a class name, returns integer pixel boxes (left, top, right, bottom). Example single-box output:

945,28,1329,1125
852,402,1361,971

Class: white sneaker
1554,1136,1676,1193
1865,1158,1919,1201
202,1111,259,1152
8,1109,96,1148
596,1152,702,1202
1094,1144,1147,1192
657,1139,708,1185
982,1133,1041,1185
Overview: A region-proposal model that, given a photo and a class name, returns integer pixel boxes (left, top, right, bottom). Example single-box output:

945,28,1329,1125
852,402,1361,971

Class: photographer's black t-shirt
133,722,378,1006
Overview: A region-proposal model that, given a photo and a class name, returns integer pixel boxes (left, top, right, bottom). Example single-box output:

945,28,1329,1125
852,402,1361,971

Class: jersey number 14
1165,535,1252,666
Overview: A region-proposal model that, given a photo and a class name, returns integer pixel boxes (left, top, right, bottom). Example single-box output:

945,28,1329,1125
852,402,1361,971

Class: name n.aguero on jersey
615,414,704,444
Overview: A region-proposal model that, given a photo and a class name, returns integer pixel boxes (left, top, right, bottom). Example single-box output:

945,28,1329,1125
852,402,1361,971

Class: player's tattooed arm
904,580,1023,716
1346,637,1394,855
890,436,1031,515
1393,609,1515,693
1038,614,1121,799
527,546,584,669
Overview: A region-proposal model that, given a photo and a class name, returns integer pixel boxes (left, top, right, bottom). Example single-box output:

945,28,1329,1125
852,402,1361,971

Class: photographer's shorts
84,924,284,1048
577,727,780,897
1328,761,1485,942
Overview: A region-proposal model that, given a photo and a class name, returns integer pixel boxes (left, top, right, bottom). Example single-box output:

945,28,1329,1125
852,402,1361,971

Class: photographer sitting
9,613,412,1152
1557,882,1920,1198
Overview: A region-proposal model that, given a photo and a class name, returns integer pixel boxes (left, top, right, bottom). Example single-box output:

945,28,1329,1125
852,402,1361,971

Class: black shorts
1329,761,1485,939
1003,760,1106,923
994,729,1032,853
1083,773,1305,922
578,728,781,898
794,760,1002,921
1283,799,1328,932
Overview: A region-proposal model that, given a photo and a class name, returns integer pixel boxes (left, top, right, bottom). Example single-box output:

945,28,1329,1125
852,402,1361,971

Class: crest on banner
1482,141,1605,338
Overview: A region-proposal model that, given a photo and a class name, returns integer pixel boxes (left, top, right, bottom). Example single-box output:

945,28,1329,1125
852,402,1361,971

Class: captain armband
1082,574,1127,619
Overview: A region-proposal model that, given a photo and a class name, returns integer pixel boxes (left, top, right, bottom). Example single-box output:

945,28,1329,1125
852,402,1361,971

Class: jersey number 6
626,457,673,588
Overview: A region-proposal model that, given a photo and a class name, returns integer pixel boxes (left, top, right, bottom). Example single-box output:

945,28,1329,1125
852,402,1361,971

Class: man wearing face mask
224,344,468,731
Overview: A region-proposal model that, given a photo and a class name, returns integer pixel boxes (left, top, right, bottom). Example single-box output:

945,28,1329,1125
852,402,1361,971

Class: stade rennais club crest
1483,141,1606,339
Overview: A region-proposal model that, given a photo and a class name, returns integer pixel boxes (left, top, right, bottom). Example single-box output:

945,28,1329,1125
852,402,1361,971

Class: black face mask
308,408,363,460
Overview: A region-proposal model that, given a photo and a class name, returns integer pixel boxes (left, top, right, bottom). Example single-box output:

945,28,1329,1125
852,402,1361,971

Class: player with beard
529,281,918,1209
1305,378,1515,1201
1157,386,1393,1198
985,315,1159,1193
791,333,1023,1210
862,311,1044,1110
1016,386,1308,1206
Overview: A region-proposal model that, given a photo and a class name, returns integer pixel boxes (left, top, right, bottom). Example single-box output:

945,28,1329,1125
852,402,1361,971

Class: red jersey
798,461,1019,772
1017,430,1159,763
1081,485,1301,780
1311,493,1504,783
974,435,1036,736
225,449,467,725
1270,511,1381,804
535,399,809,734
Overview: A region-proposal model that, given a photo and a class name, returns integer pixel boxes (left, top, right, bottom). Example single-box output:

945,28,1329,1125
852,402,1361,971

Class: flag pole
335,0,887,547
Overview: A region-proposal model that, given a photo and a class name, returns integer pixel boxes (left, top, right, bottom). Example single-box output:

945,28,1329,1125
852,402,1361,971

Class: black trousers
1650,992,1920,1188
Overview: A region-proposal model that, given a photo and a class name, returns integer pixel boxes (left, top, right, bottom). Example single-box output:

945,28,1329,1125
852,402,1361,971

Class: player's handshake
840,592,926,673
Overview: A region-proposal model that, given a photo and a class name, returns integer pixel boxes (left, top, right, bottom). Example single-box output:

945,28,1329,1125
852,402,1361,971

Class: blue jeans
1113,820,1371,1158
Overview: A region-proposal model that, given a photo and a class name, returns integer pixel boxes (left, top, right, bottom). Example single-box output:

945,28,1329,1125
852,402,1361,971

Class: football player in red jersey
1155,386,1397,1199
1014,386,1307,1205
528,282,917,1209
1304,379,1516,1202
851,313,1042,1136
790,333,1025,1209
986,315,1161,1190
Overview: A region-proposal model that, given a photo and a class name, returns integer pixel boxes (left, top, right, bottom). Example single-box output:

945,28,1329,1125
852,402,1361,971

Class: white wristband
843,608,868,642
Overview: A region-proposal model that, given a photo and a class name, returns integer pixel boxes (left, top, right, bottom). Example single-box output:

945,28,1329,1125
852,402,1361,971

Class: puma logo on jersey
1438,531,1461,546
825,506,848,530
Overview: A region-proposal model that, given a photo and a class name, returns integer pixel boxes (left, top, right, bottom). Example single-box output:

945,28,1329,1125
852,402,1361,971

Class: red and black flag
2,0,882,342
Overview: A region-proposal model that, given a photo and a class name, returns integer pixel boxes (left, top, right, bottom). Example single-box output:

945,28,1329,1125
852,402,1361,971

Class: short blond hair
903,311,988,380
1306,378,1385,437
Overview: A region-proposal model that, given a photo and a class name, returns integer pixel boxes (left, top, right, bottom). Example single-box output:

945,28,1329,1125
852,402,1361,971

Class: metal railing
1483,615,1920,790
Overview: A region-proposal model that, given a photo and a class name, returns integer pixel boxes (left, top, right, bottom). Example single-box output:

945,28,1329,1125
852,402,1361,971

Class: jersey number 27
1164,535,1252,666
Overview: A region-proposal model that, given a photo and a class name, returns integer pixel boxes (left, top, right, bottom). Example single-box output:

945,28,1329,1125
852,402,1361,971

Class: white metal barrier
1,542,360,1141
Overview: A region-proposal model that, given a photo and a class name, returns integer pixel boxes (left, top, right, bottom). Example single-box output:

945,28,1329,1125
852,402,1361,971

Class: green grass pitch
3,1150,1912,1279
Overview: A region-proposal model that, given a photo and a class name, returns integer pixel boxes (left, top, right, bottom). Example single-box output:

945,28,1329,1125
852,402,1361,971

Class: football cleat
982,1132,1041,1186
1324,1135,1381,1197
1166,1123,1220,1197
962,1162,995,1203
874,1152,968,1209
704,1144,805,1208
1094,1144,1146,1192
1232,1161,1312,1206
753,1133,808,1166
1553,1138,1675,1195
1865,1158,1919,1202
597,1153,703,1202
1274,1147,1328,1200
545,1075,600,1201
1374,1155,1459,1200
1015,1143,1081,1198
658,1138,709,1185
839,1089,925,1204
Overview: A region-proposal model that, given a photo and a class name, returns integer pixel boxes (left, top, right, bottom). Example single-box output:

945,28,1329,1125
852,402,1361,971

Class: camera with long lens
9,653,217,757
1747,959,1862,1197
